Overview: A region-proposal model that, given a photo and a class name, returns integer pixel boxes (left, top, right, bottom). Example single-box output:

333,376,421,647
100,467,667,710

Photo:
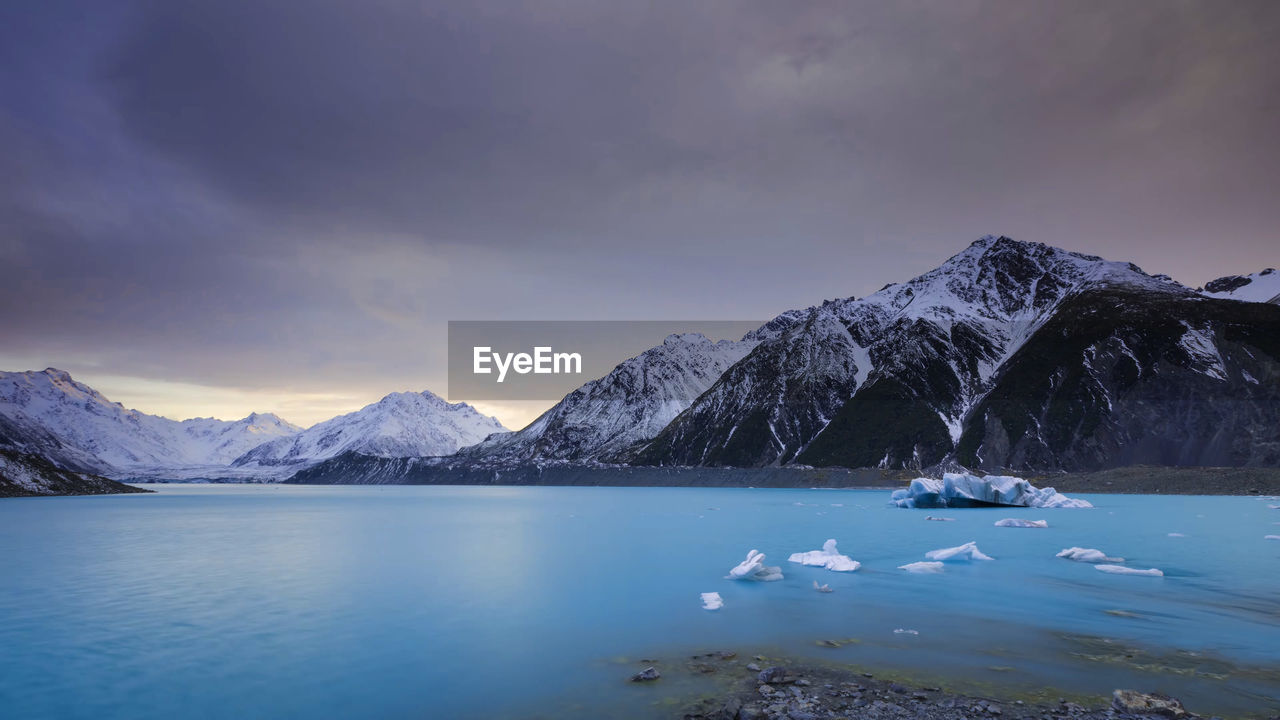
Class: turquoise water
1,484,1278,719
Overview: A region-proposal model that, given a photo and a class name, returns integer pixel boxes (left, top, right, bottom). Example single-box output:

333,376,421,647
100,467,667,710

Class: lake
1,484,1277,718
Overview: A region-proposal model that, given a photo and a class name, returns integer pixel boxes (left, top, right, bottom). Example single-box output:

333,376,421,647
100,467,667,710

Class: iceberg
1096,564,1163,577
788,539,861,572
1057,547,1124,563
994,518,1048,528
700,592,724,610
925,541,994,562
727,550,784,581
898,561,945,573
891,473,1092,509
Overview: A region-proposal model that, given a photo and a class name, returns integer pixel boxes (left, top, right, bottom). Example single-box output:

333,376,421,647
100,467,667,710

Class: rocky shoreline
621,651,1267,720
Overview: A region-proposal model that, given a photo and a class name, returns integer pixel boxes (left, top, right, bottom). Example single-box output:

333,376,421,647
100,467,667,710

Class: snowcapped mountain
639,236,1191,468
232,390,506,473
0,369,301,473
1200,268,1280,304
457,333,756,465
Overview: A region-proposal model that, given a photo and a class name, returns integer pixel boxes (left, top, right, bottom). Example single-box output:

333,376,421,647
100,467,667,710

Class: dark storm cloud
2,0,1278,422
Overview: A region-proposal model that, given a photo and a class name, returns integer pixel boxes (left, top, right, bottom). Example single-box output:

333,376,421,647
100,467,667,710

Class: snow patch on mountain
234,390,505,472
0,369,301,473
1200,269,1280,304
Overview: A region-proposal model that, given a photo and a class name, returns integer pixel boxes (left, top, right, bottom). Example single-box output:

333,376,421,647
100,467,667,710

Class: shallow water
1,484,1277,719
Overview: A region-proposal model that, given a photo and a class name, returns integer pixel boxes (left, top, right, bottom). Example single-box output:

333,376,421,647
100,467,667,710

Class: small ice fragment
1265,535,1280,540
788,539,861,572
813,580,833,593
1096,564,1163,577
994,518,1048,528
700,592,724,610
893,628,919,635
1168,533,1187,538
925,516,956,522
898,561,945,573
925,541,993,562
1057,547,1124,563
1269,504,1279,509
727,550,784,582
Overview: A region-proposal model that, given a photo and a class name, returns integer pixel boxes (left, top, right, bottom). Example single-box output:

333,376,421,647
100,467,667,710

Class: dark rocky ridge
0,449,151,498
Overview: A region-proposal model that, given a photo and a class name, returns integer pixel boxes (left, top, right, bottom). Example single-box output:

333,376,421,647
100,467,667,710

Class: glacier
891,473,1092,509
726,550,783,582
788,539,861,572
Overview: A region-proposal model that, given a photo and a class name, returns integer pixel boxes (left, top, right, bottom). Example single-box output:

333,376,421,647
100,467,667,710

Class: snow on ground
788,539,861,572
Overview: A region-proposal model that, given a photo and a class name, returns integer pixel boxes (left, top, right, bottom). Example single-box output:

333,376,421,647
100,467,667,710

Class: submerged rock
629,666,661,682
1111,689,1192,718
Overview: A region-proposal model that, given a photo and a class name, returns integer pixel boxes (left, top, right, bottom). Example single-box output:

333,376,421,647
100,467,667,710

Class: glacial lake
1,484,1278,719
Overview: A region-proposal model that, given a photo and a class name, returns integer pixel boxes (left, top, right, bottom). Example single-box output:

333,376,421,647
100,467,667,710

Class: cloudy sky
2,0,1277,429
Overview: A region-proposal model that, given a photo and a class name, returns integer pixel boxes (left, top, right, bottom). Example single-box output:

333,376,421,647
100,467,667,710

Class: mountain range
3,236,1278,494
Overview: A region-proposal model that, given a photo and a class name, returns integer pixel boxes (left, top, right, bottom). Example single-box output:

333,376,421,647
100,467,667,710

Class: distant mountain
0,369,301,474
457,333,756,465
1200,268,1280,304
232,390,506,475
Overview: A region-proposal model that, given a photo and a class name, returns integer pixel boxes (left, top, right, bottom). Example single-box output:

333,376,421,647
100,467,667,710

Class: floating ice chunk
994,518,1048,528
700,592,724,610
925,516,956,522
893,628,919,635
1168,533,1187,538
891,473,1092,509
1269,504,1279,509
727,550,784,581
788,539,862,572
813,581,833,593
1265,535,1280,540
1057,547,1124,563
898,561,945,573
925,541,993,562
1096,564,1163,577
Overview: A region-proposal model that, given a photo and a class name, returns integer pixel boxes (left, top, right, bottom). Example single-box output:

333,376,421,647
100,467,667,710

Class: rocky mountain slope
638,236,1191,469
457,333,756,465
0,449,151,497
1200,268,1280,304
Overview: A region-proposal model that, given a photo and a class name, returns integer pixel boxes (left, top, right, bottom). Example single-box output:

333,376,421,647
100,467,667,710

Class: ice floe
700,592,724,610
1168,533,1187,538
788,539,861,572
1057,547,1124,563
891,473,1092,509
727,550,784,581
1265,535,1280,541
1096,564,1163,577
813,581,833,593
925,541,994,562
925,516,956,522
893,628,920,635
994,518,1048,528
898,561,945,573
